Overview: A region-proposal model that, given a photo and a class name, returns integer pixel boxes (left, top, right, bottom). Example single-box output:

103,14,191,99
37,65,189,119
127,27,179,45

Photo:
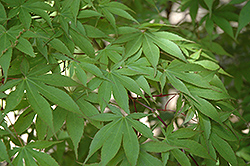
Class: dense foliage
0,0,250,165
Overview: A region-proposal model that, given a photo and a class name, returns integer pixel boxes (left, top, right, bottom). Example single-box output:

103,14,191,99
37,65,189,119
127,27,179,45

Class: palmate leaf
106,7,138,24
74,64,88,86
4,80,24,112
78,10,103,18
134,75,152,98
12,145,59,166
109,74,130,114
236,1,250,36
188,85,231,100
127,117,156,141
171,149,191,166
210,132,237,166
101,119,123,166
0,48,12,83
141,141,178,153
13,108,36,135
152,31,192,42
168,128,199,139
69,29,95,57
25,79,54,132
49,38,73,58
90,113,121,122
193,96,221,123
74,96,102,128
124,33,143,59
31,74,80,87
123,119,139,166
137,150,163,166
85,115,155,165
27,79,81,115
169,139,211,159
84,120,121,164
66,112,84,158
165,71,192,97
0,2,7,24
0,139,11,164
199,113,211,140
112,72,146,100
26,140,61,149
16,37,36,57
146,32,187,62
142,34,159,69
19,7,31,29
26,148,59,166
98,80,112,112
79,62,107,80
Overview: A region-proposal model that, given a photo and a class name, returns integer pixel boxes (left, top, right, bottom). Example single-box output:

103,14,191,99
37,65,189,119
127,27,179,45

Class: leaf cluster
0,0,249,165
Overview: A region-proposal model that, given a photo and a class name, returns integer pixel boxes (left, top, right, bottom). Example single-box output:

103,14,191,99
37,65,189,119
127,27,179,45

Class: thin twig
6,114,24,146
189,154,199,166
129,95,168,128
164,94,177,111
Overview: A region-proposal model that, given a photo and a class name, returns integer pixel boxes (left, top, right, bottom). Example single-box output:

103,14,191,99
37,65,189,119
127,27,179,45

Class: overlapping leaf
84,112,155,165
12,142,60,166
66,112,84,158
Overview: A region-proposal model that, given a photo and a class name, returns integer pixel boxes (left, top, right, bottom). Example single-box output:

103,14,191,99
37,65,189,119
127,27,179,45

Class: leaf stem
164,94,177,110
189,154,199,166
129,95,168,128
6,114,24,147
